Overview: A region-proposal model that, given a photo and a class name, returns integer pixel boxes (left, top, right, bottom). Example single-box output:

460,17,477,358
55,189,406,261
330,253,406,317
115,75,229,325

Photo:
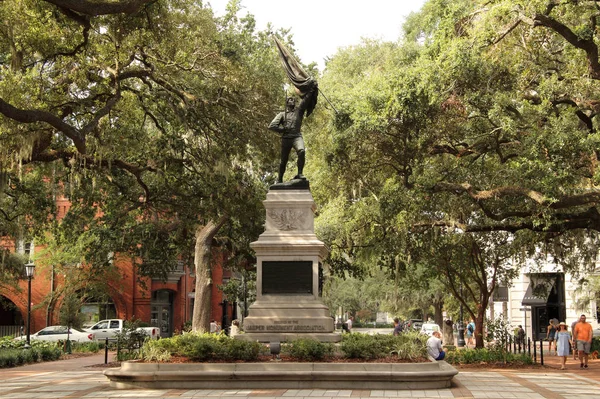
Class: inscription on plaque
262,261,312,294
245,323,326,332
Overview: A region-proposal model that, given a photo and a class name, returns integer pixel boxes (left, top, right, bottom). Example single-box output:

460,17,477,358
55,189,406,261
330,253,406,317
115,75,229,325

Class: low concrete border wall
104,360,458,390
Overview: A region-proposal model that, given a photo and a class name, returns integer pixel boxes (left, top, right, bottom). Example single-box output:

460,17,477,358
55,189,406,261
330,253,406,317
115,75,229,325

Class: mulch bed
138,354,430,364
77,353,552,371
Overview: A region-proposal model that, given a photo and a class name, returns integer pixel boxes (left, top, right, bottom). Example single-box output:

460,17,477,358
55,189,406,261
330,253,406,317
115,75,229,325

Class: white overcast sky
208,0,428,68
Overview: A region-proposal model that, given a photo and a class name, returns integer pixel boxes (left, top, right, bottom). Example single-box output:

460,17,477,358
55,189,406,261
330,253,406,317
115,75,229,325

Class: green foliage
139,332,261,361
484,317,513,352
71,341,101,353
388,330,429,360
282,338,334,361
58,293,85,330
0,345,62,368
340,332,427,360
445,348,533,366
139,340,172,362
115,319,150,361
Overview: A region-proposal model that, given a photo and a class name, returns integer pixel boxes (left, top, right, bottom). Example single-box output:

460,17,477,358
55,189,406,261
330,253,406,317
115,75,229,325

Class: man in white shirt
209,320,217,334
427,331,446,361
343,316,353,333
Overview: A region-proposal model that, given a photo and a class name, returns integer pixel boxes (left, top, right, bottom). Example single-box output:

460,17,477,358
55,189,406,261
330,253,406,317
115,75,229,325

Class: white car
420,323,441,337
15,325,96,343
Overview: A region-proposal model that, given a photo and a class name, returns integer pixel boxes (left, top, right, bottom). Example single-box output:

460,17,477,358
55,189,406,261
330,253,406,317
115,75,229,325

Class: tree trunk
433,300,444,327
191,216,228,333
475,296,489,349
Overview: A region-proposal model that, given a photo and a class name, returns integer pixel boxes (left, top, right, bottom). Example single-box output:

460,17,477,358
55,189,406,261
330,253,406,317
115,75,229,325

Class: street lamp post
457,280,466,347
24,262,35,349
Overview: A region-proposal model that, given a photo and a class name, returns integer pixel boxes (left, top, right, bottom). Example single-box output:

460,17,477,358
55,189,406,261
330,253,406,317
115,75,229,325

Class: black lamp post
457,279,465,347
24,262,35,349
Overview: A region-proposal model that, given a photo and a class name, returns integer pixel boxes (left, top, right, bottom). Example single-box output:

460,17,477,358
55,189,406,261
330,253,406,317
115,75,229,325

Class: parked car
406,319,423,331
593,327,600,337
84,319,159,341
14,325,95,343
420,323,441,337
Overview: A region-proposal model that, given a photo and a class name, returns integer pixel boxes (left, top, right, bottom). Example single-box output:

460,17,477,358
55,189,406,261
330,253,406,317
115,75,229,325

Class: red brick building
0,195,236,338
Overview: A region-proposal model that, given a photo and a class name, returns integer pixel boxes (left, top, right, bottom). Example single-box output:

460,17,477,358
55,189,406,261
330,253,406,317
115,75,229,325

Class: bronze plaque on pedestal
262,261,312,294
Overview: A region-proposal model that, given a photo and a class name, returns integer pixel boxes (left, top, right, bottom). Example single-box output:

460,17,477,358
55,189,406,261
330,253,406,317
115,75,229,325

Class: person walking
466,319,475,347
546,320,558,355
345,316,353,333
571,319,579,360
516,325,525,352
556,322,571,370
393,317,403,336
573,314,594,369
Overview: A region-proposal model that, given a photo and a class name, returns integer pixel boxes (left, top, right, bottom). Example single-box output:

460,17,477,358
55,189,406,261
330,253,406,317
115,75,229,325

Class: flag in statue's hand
273,36,318,117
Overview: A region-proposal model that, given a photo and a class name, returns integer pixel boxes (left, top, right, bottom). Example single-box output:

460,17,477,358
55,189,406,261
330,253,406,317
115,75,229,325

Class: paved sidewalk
1,352,599,399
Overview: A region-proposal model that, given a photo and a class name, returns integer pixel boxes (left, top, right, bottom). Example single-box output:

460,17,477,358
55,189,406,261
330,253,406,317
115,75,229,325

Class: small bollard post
540,339,544,365
533,338,537,363
105,337,109,364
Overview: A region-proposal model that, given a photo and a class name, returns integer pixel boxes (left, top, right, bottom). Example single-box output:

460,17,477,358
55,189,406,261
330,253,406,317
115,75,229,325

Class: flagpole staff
317,88,338,114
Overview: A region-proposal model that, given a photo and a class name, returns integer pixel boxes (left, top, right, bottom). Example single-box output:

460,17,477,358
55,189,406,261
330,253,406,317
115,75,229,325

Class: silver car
15,325,96,343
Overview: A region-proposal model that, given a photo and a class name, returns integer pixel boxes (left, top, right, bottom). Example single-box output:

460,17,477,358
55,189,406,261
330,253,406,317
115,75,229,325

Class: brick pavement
1,352,599,399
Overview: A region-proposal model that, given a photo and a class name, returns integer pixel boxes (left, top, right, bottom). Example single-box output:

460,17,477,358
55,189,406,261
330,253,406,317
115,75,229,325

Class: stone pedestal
237,187,340,342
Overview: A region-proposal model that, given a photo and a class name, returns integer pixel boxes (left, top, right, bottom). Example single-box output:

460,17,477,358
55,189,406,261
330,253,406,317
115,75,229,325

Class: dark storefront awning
521,275,556,306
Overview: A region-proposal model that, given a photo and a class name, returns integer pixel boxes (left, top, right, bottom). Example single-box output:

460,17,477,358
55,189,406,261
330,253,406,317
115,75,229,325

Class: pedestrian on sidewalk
571,319,579,360
466,319,475,347
516,325,525,352
546,319,558,355
556,322,571,370
572,314,593,369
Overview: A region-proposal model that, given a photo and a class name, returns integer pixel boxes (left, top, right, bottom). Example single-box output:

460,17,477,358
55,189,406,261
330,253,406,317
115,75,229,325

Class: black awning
521,276,555,306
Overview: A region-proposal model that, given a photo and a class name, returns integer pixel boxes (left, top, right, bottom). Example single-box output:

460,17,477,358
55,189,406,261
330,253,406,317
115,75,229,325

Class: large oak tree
0,0,290,330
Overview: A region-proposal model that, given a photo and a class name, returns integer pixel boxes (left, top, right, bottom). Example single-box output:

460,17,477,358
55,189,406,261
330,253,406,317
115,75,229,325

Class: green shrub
138,332,261,362
340,332,427,360
0,336,26,349
220,338,261,361
283,338,334,361
340,333,384,359
139,340,171,362
445,348,534,365
72,341,101,353
39,346,61,361
0,346,61,368
389,331,428,360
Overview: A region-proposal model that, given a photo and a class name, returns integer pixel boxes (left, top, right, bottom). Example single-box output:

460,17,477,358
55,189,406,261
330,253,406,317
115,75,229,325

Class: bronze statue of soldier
268,85,317,183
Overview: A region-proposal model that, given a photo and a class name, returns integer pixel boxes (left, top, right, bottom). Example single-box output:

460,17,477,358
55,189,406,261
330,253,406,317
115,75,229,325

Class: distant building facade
490,258,599,341
0,194,236,338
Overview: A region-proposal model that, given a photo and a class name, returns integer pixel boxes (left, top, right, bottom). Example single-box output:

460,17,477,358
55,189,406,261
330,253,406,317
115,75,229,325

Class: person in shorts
572,314,593,369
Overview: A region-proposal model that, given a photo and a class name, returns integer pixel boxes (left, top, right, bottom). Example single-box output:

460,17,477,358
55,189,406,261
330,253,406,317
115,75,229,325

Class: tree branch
43,0,155,16
521,12,600,79
0,98,86,154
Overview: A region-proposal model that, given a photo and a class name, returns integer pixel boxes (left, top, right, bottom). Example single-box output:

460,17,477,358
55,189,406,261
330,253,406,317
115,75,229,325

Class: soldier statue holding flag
269,37,318,184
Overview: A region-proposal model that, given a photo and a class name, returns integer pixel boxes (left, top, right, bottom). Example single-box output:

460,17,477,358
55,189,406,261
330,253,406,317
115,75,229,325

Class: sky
207,0,428,69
